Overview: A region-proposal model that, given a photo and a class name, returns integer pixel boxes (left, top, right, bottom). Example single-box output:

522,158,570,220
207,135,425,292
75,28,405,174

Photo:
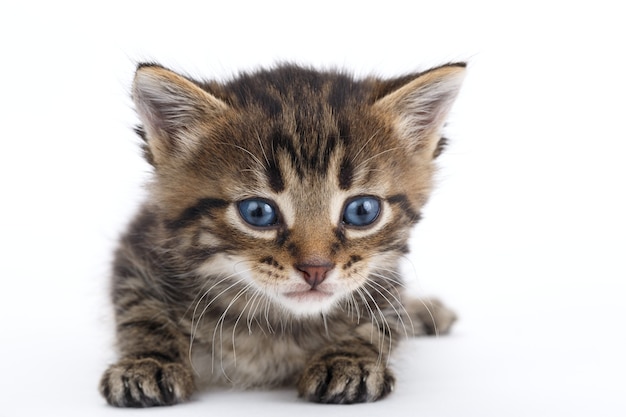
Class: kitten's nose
295,263,334,288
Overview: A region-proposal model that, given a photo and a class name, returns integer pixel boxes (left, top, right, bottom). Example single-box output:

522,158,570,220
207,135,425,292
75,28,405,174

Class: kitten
99,62,465,407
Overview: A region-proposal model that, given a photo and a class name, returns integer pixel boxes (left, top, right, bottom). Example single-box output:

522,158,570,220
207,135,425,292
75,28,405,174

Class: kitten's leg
402,296,457,336
297,337,395,404
99,275,194,407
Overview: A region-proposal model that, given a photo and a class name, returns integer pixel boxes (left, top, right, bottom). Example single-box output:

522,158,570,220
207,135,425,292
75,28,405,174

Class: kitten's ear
374,63,465,158
132,64,229,166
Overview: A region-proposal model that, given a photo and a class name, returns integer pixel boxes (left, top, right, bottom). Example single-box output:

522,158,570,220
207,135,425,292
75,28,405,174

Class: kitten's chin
278,290,341,317
284,289,333,302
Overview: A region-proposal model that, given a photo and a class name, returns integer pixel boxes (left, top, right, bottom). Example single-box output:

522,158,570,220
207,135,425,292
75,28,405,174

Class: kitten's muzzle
295,263,334,289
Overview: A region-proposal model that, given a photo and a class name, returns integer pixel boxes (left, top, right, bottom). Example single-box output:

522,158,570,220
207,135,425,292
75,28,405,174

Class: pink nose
295,263,334,288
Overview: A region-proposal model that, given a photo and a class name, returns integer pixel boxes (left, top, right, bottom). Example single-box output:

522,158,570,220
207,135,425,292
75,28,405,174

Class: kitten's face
133,64,464,316
197,118,420,316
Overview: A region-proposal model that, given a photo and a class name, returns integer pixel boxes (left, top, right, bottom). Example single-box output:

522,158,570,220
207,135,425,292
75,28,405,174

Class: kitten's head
132,63,464,316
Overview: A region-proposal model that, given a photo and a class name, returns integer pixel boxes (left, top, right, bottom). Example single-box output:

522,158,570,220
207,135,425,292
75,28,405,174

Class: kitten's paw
298,353,395,404
404,297,458,336
99,358,194,407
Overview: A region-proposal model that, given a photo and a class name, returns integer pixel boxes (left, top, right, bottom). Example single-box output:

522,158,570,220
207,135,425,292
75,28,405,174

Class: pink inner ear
373,65,465,154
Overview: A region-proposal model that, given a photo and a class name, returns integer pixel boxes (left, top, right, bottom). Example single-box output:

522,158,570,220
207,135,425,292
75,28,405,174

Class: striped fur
100,63,464,407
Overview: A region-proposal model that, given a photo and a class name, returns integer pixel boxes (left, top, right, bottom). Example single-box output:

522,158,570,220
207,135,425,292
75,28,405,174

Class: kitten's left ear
374,63,466,157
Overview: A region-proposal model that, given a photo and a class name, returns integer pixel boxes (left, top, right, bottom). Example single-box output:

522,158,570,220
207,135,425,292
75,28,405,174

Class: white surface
1,1,625,416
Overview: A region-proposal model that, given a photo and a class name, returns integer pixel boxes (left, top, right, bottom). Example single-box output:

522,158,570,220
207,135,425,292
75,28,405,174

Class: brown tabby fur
99,62,465,407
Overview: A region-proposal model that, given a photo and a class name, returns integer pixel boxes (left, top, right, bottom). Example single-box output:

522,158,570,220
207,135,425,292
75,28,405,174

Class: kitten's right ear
132,64,229,166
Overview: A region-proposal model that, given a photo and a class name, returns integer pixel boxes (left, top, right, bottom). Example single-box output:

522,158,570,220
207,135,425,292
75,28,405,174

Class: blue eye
238,199,279,228
343,196,381,227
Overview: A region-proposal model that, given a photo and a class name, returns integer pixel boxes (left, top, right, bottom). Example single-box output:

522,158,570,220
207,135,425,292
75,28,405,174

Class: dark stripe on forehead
266,159,285,192
270,130,304,178
338,155,354,190
270,127,344,178
387,194,422,224
166,198,229,230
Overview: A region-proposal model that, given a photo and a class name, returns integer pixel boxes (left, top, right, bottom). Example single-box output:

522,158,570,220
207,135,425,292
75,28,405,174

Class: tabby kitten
99,62,465,407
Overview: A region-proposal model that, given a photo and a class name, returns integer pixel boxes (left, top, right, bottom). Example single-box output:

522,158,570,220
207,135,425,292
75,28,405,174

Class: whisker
368,270,407,289
417,297,441,337
212,281,255,372
214,141,265,169
364,278,414,338
247,291,267,335
354,146,405,172
391,256,442,336
351,292,361,323
188,272,246,376
191,269,254,342
187,258,252,322
322,312,329,337
190,275,236,332
351,128,382,163
255,130,270,167
204,276,250,375
357,286,392,366
232,287,263,359
187,263,257,378
353,287,380,345
373,312,390,365
340,293,361,324
264,297,275,334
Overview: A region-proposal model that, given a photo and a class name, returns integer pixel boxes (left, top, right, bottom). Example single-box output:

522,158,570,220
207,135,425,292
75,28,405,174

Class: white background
1,1,624,416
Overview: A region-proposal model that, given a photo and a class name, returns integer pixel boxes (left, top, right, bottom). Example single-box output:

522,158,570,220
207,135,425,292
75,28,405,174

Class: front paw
298,352,395,404
99,357,194,407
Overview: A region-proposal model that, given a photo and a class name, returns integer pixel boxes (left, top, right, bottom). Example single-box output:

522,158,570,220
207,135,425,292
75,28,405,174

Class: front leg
99,281,195,407
298,339,395,404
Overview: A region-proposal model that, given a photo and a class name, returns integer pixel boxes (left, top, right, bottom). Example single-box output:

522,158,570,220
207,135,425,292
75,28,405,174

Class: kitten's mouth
277,287,341,315
283,289,333,302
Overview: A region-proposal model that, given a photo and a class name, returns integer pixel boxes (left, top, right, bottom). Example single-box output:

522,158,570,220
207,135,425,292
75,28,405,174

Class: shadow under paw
99,357,194,407
298,352,395,404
